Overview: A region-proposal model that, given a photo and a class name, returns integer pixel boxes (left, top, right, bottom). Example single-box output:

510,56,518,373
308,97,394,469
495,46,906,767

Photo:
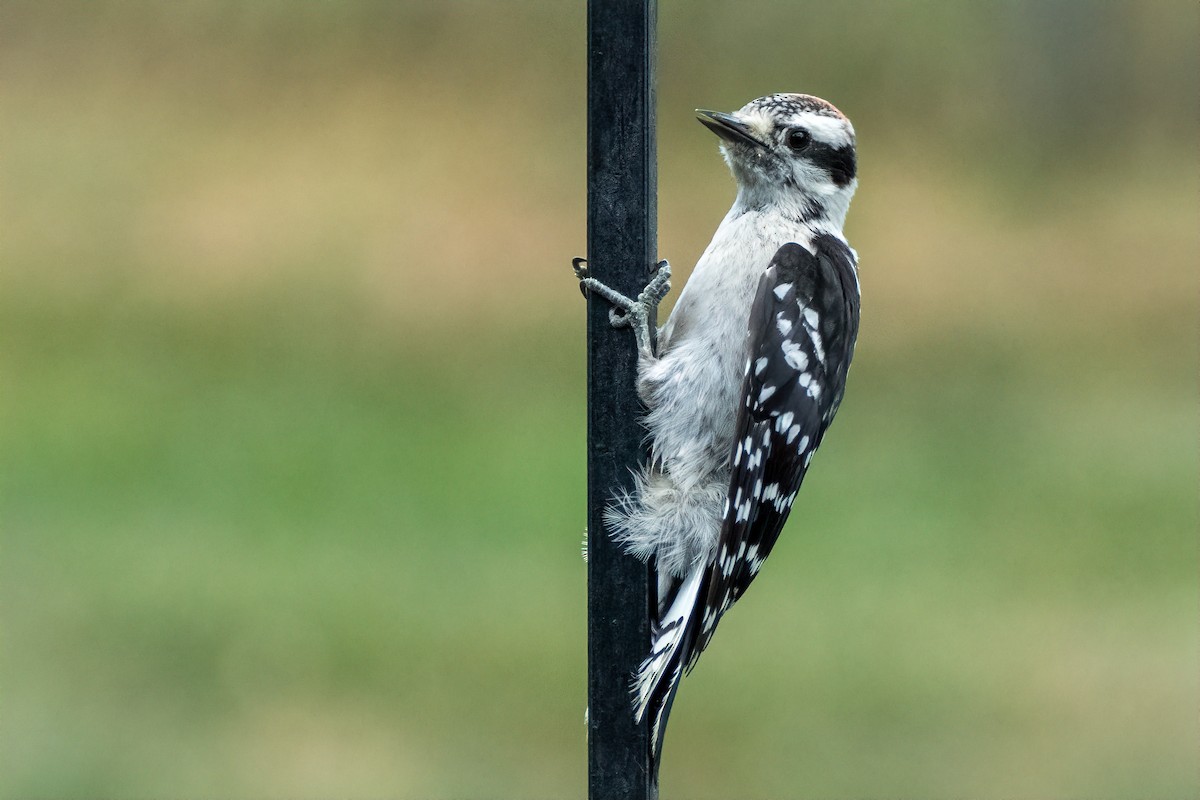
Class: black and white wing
687,233,860,666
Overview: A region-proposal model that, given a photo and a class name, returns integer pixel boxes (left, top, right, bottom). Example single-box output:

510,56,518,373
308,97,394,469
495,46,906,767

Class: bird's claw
607,264,669,322
569,258,671,356
643,259,672,306
572,258,591,298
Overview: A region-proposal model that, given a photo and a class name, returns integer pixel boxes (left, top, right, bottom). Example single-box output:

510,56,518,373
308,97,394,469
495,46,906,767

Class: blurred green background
2,1,1196,797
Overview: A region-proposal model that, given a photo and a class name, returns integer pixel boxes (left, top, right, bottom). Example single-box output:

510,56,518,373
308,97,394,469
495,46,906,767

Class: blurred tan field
1,2,1197,798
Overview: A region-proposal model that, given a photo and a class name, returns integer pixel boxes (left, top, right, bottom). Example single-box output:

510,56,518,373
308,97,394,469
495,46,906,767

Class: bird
574,93,861,765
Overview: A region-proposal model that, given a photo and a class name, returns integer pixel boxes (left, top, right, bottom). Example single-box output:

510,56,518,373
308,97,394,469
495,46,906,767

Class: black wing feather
686,234,860,669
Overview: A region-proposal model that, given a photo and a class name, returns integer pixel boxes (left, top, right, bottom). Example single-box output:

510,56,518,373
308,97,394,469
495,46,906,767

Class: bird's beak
695,109,765,148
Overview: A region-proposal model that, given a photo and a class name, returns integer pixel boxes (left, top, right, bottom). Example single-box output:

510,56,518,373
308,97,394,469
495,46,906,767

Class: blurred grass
1,2,1197,798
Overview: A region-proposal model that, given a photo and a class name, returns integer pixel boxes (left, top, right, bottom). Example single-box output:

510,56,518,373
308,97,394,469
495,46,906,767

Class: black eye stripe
804,141,857,186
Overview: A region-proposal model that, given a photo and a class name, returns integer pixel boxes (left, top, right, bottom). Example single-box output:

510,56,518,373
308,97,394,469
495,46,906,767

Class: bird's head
697,93,857,228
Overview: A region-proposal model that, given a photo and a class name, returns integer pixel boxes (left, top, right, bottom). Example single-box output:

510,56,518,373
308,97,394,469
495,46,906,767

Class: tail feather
632,564,708,762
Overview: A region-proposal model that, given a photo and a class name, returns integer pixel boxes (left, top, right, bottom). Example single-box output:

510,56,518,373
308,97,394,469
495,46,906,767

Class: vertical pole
586,1,657,799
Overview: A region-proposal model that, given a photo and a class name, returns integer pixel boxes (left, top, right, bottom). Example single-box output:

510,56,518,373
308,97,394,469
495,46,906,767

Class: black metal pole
586,1,657,798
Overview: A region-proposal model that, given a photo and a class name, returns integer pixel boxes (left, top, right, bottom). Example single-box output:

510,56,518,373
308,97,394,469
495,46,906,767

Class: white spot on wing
807,327,825,362
781,340,808,371
746,543,762,574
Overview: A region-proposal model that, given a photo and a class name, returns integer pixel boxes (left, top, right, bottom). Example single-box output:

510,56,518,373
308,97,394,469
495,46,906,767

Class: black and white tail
633,565,708,763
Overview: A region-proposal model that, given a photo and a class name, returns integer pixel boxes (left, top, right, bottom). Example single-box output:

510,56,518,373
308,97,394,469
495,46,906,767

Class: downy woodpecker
576,93,861,761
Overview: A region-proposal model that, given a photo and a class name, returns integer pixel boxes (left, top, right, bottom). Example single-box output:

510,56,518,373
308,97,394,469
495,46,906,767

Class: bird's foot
571,258,671,356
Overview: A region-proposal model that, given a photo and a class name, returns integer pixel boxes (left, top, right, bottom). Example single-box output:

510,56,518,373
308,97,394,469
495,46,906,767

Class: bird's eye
785,128,811,152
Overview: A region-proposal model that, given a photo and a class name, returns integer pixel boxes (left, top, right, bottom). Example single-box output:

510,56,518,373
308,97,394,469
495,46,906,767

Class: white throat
730,177,856,235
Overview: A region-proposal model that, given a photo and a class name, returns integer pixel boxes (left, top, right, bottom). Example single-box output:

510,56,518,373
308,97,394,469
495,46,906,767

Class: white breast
642,207,817,489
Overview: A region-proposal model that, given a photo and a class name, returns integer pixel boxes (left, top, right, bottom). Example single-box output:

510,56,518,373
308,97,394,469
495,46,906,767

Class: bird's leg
572,258,671,358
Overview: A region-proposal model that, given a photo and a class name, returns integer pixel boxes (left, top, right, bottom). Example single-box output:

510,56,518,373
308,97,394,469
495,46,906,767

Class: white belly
643,210,814,489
